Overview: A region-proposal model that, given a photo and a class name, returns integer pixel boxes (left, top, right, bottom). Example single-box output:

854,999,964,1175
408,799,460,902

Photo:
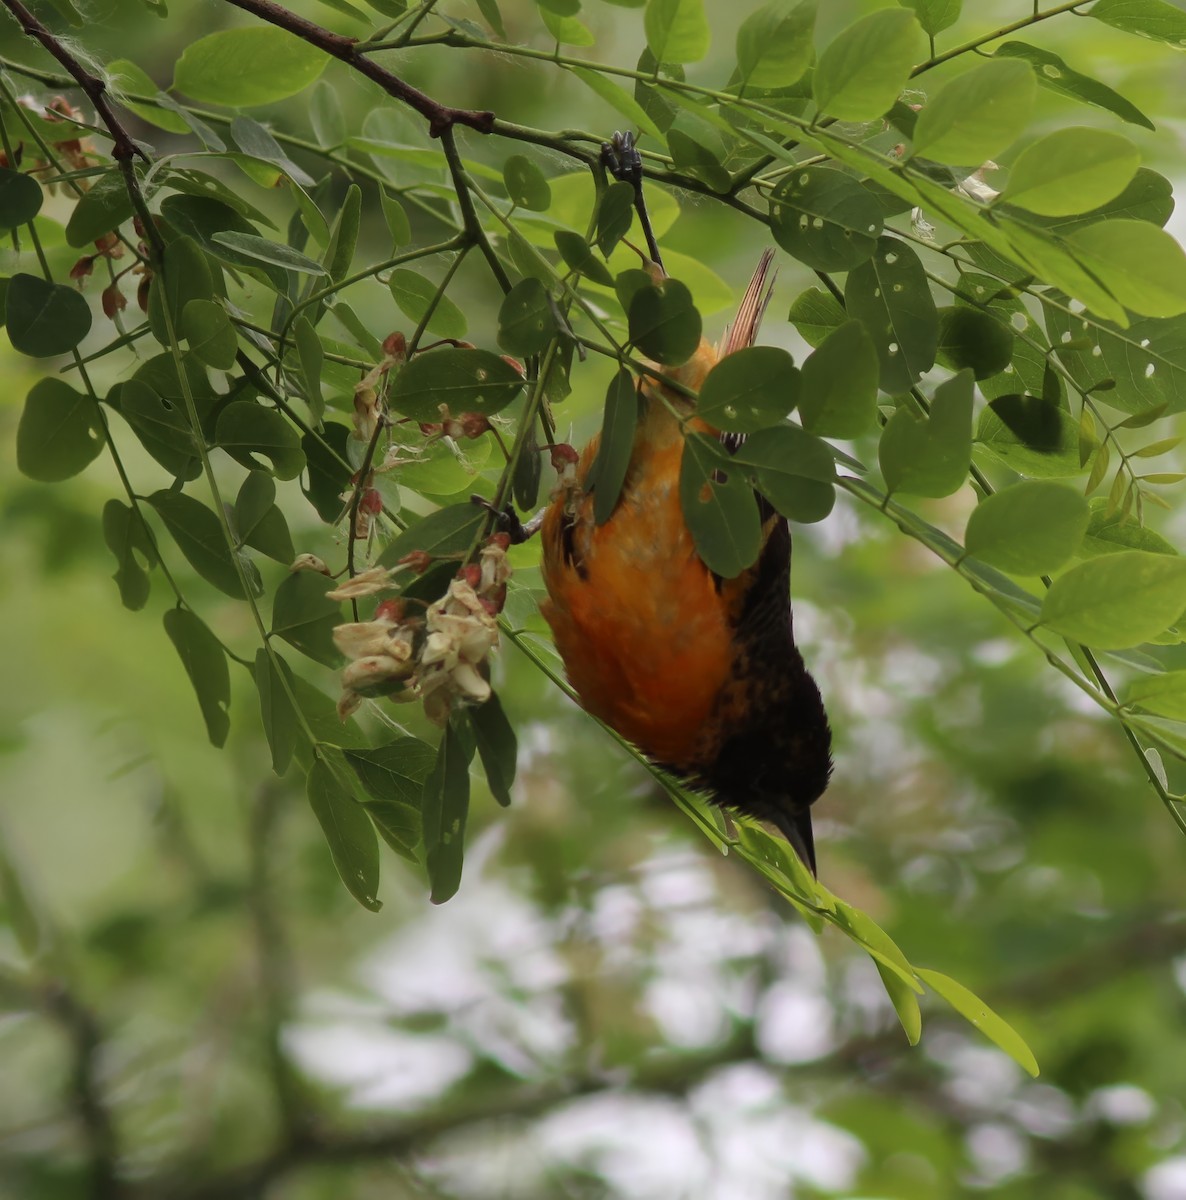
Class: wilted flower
290,553,331,575
326,565,398,601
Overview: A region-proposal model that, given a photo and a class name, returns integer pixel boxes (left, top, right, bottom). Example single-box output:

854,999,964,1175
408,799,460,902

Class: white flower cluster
328,538,512,725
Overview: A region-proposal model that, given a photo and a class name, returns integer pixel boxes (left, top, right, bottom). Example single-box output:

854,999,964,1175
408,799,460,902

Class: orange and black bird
535,134,833,873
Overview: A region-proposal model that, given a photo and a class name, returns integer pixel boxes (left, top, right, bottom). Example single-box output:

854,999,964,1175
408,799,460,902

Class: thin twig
222,0,494,136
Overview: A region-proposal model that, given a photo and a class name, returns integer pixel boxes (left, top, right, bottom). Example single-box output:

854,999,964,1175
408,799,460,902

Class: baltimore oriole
536,138,833,872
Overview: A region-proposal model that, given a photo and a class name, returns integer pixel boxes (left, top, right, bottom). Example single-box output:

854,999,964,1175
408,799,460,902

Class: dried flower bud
137,275,151,313
337,689,363,721
500,355,526,377
102,283,127,319
548,443,579,469
326,565,397,600
69,255,94,281
94,232,123,259
374,598,405,623
382,331,407,359
342,653,416,694
458,412,491,439
360,488,383,516
397,549,433,575
290,553,330,575
457,563,481,590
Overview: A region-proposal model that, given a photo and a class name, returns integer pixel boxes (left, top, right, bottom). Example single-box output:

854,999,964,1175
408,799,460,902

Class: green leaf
389,268,468,340
181,299,237,370
309,78,347,148
147,490,260,599
628,277,702,365
347,738,435,859
999,128,1142,217
293,315,324,423
539,7,593,45
324,184,362,286
917,968,1039,1077
975,394,1082,477
271,572,343,667
1065,220,1186,319
301,422,351,522
1039,550,1186,647
679,432,763,578
901,0,960,37
1081,500,1178,558
6,273,92,357
935,306,1014,380
470,693,518,808
733,424,836,524
797,319,879,438
16,378,103,482
875,960,923,1045
380,189,411,248
388,348,525,422
235,470,295,563
596,180,635,257
666,109,731,194
377,503,486,568
644,0,710,64
845,239,938,392
1125,670,1186,719
423,717,474,904
497,278,558,355
174,27,328,106
695,345,799,433
554,230,615,286
788,285,846,347
148,236,216,346
568,66,663,143
107,58,192,133
214,403,305,479
591,368,640,525
812,8,925,122
880,370,973,498
502,154,552,211
212,231,328,276
254,649,299,775
769,166,882,271
912,58,1036,164
118,378,201,481
64,171,134,247
163,608,230,748
307,756,382,912
102,499,156,611
0,167,43,230
736,0,815,90
1043,302,1186,417
1089,0,1186,47
994,41,1155,131
964,481,1089,576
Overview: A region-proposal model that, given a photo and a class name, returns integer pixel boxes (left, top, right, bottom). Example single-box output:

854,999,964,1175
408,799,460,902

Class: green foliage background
3,0,1186,1196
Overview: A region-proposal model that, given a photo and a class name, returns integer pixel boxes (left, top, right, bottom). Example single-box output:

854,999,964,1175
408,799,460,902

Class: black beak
773,808,817,878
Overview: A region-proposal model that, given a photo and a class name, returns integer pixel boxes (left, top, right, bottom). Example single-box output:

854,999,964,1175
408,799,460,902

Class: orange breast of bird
540,363,733,772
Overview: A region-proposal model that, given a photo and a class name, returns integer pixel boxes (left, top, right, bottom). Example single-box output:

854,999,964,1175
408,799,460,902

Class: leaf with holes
994,42,1154,131
102,499,156,611
503,154,551,211
845,239,938,393
16,378,103,482
164,608,230,748
215,403,306,479
695,346,799,434
388,348,525,421
770,166,883,271
117,378,201,481
679,432,763,578
1089,0,1186,47
497,277,558,355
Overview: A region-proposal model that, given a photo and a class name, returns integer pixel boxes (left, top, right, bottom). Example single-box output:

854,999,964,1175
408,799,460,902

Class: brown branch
222,0,494,137
0,0,163,260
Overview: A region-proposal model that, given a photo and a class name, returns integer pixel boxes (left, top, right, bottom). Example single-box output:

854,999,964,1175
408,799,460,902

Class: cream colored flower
326,566,397,601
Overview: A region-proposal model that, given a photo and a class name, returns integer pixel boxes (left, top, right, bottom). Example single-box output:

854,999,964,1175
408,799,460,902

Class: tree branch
222,0,494,137
0,0,163,259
